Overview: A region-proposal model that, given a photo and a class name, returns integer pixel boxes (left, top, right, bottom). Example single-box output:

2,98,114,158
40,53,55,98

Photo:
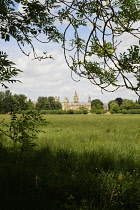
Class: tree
137,98,140,105
1,91,19,113
108,100,117,110
110,102,120,113
47,96,55,104
56,0,140,95
0,0,139,95
133,103,140,109
35,97,50,111
91,99,103,109
0,91,5,112
51,101,62,110
0,0,62,87
78,106,88,114
91,106,96,113
0,52,21,88
37,97,48,104
115,98,123,107
35,96,62,111
26,99,35,110
47,96,61,110
0,91,36,113
120,99,136,110
14,94,27,111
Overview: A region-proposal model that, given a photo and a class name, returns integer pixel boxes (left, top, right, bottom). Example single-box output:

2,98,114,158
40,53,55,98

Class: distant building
103,103,108,110
55,91,108,111
55,96,60,102
57,91,91,111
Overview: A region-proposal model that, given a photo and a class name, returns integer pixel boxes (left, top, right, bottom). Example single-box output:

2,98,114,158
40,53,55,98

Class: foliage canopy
0,0,140,95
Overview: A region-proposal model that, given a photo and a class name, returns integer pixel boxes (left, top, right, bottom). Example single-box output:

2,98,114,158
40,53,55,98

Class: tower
55,96,60,102
73,91,79,103
62,97,69,111
88,95,91,103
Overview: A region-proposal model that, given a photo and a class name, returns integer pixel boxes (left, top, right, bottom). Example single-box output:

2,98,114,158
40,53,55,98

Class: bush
122,109,128,114
130,109,138,114
121,109,140,114
102,110,107,114
67,109,74,114
73,110,82,114
91,106,96,113
131,109,140,114
110,109,115,114
127,109,135,114
82,110,88,114
56,110,67,114
0,111,47,151
96,110,102,114
40,110,50,114
137,109,140,114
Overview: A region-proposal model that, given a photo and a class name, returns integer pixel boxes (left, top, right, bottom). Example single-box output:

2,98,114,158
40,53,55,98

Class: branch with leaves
0,111,47,151
0,51,22,88
56,0,140,95
0,0,139,94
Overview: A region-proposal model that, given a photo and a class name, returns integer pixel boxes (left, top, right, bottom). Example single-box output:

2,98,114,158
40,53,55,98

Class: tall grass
38,115,140,171
0,114,140,209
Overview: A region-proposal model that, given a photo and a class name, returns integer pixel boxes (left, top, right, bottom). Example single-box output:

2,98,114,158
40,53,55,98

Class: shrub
82,110,88,114
56,110,66,114
121,109,140,114
40,110,49,114
130,109,138,114
0,111,47,151
73,110,82,114
67,109,74,114
102,110,107,114
96,110,102,114
122,109,128,114
137,109,140,114
91,106,96,113
110,109,115,114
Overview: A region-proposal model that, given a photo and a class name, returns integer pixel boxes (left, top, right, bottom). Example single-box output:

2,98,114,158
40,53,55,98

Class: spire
73,90,79,103
88,95,91,103
75,90,78,96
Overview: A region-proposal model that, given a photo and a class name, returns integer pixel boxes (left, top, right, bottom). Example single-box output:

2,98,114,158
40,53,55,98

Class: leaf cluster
0,0,139,94
0,111,47,151
55,0,140,95
0,51,22,88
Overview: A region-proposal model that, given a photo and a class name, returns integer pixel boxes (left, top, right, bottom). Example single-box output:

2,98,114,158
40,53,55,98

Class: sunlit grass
1,113,140,171
35,114,140,171
0,114,140,208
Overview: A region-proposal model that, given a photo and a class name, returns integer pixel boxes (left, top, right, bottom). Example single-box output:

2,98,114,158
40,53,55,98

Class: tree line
0,90,62,114
108,98,140,114
0,90,140,114
91,98,140,114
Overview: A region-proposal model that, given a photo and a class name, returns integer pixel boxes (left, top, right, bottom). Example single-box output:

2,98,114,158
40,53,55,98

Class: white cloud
1,9,139,103
2,43,139,103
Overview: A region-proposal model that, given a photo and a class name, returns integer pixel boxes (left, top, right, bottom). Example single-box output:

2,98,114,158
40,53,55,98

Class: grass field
0,114,140,209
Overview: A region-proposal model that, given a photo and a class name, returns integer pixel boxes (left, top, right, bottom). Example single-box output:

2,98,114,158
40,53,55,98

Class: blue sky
0,1,139,103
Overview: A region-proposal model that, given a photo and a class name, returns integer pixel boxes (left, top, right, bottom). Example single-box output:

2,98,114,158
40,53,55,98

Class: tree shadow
0,144,140,209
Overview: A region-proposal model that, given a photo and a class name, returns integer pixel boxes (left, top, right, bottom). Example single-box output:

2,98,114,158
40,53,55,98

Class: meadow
0,114,140,209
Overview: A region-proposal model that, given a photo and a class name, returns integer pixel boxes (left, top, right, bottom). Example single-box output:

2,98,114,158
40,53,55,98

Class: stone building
103,103,108,110
55,91,108,111
60,91,91,111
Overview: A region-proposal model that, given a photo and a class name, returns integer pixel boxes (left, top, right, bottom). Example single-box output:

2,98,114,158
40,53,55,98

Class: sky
0,2,140,103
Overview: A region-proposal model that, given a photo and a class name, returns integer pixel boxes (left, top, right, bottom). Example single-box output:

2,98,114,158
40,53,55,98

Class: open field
37,114,140,171
0,114,140,209
39,114,140,151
